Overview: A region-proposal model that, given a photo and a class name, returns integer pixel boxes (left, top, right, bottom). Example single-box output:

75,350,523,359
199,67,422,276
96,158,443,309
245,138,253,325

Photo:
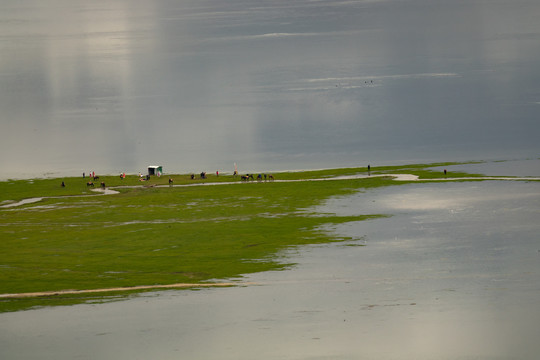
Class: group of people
66,164,380,189
60,175,105,188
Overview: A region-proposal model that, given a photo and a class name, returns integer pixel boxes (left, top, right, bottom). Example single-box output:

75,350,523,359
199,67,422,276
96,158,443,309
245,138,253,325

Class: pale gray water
430,159,540,177
1,0,540,179
1,179,539,359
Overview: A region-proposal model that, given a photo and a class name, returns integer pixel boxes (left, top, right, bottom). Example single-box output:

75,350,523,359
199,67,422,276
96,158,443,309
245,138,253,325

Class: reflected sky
1,0,540,178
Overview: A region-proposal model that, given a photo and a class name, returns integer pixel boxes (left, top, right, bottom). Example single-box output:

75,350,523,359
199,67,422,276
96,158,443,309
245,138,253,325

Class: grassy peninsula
0,163,478,312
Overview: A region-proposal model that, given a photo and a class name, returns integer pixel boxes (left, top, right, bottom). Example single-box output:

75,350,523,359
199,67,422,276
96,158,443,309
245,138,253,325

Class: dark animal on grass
100,182,106,188
86,182,94,187
268,174,274,181
93,176,99,181
169,178,173,185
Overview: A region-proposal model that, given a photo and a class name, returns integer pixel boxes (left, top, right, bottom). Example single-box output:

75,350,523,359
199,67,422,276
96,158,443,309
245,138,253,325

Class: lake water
1,0,540,179
1,178,539,359
430,159,540,178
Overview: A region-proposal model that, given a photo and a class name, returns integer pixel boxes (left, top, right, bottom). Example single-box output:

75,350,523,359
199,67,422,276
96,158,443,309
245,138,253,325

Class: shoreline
2,174,539,209
0,282,247,299
2,158,540,183
0,159,504,182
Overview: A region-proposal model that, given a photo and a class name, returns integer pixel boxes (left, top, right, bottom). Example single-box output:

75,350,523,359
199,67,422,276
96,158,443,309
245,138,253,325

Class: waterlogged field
0,164,481,312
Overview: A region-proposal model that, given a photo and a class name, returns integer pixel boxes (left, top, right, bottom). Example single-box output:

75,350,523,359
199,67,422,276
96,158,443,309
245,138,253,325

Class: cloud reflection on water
1,0,540,178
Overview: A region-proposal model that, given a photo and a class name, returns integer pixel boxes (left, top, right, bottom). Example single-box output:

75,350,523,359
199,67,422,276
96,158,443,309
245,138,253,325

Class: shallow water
1,180,539,359
430,159,540,177
0,198,43,208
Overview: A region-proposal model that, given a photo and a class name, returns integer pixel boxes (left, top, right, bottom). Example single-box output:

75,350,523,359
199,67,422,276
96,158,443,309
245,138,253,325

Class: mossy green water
0,163,479,312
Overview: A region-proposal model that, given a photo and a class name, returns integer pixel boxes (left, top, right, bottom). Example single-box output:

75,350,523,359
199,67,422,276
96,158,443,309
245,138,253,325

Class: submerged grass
0,164,480,312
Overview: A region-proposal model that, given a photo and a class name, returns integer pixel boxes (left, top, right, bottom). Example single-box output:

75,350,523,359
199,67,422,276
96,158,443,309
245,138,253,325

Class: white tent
148,166,163,176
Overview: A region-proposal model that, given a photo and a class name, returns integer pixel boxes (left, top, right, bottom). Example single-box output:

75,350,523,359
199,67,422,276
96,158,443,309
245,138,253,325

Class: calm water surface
1,180,539,359
430,159,540,177
1,0,539,178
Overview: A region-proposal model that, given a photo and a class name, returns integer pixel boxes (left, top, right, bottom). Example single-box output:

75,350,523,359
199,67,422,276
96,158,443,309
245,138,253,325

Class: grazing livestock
268,174,274,181
86,182,94,187
169,178,173,185
93,176,99,181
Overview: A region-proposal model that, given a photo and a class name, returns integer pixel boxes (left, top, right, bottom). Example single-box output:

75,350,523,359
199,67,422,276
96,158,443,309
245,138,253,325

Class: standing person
83,172,85,178
367,164,371,176
216,170,219,177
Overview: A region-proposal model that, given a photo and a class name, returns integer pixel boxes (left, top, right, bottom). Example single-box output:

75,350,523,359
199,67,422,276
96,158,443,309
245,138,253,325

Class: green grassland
0,163,480,312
